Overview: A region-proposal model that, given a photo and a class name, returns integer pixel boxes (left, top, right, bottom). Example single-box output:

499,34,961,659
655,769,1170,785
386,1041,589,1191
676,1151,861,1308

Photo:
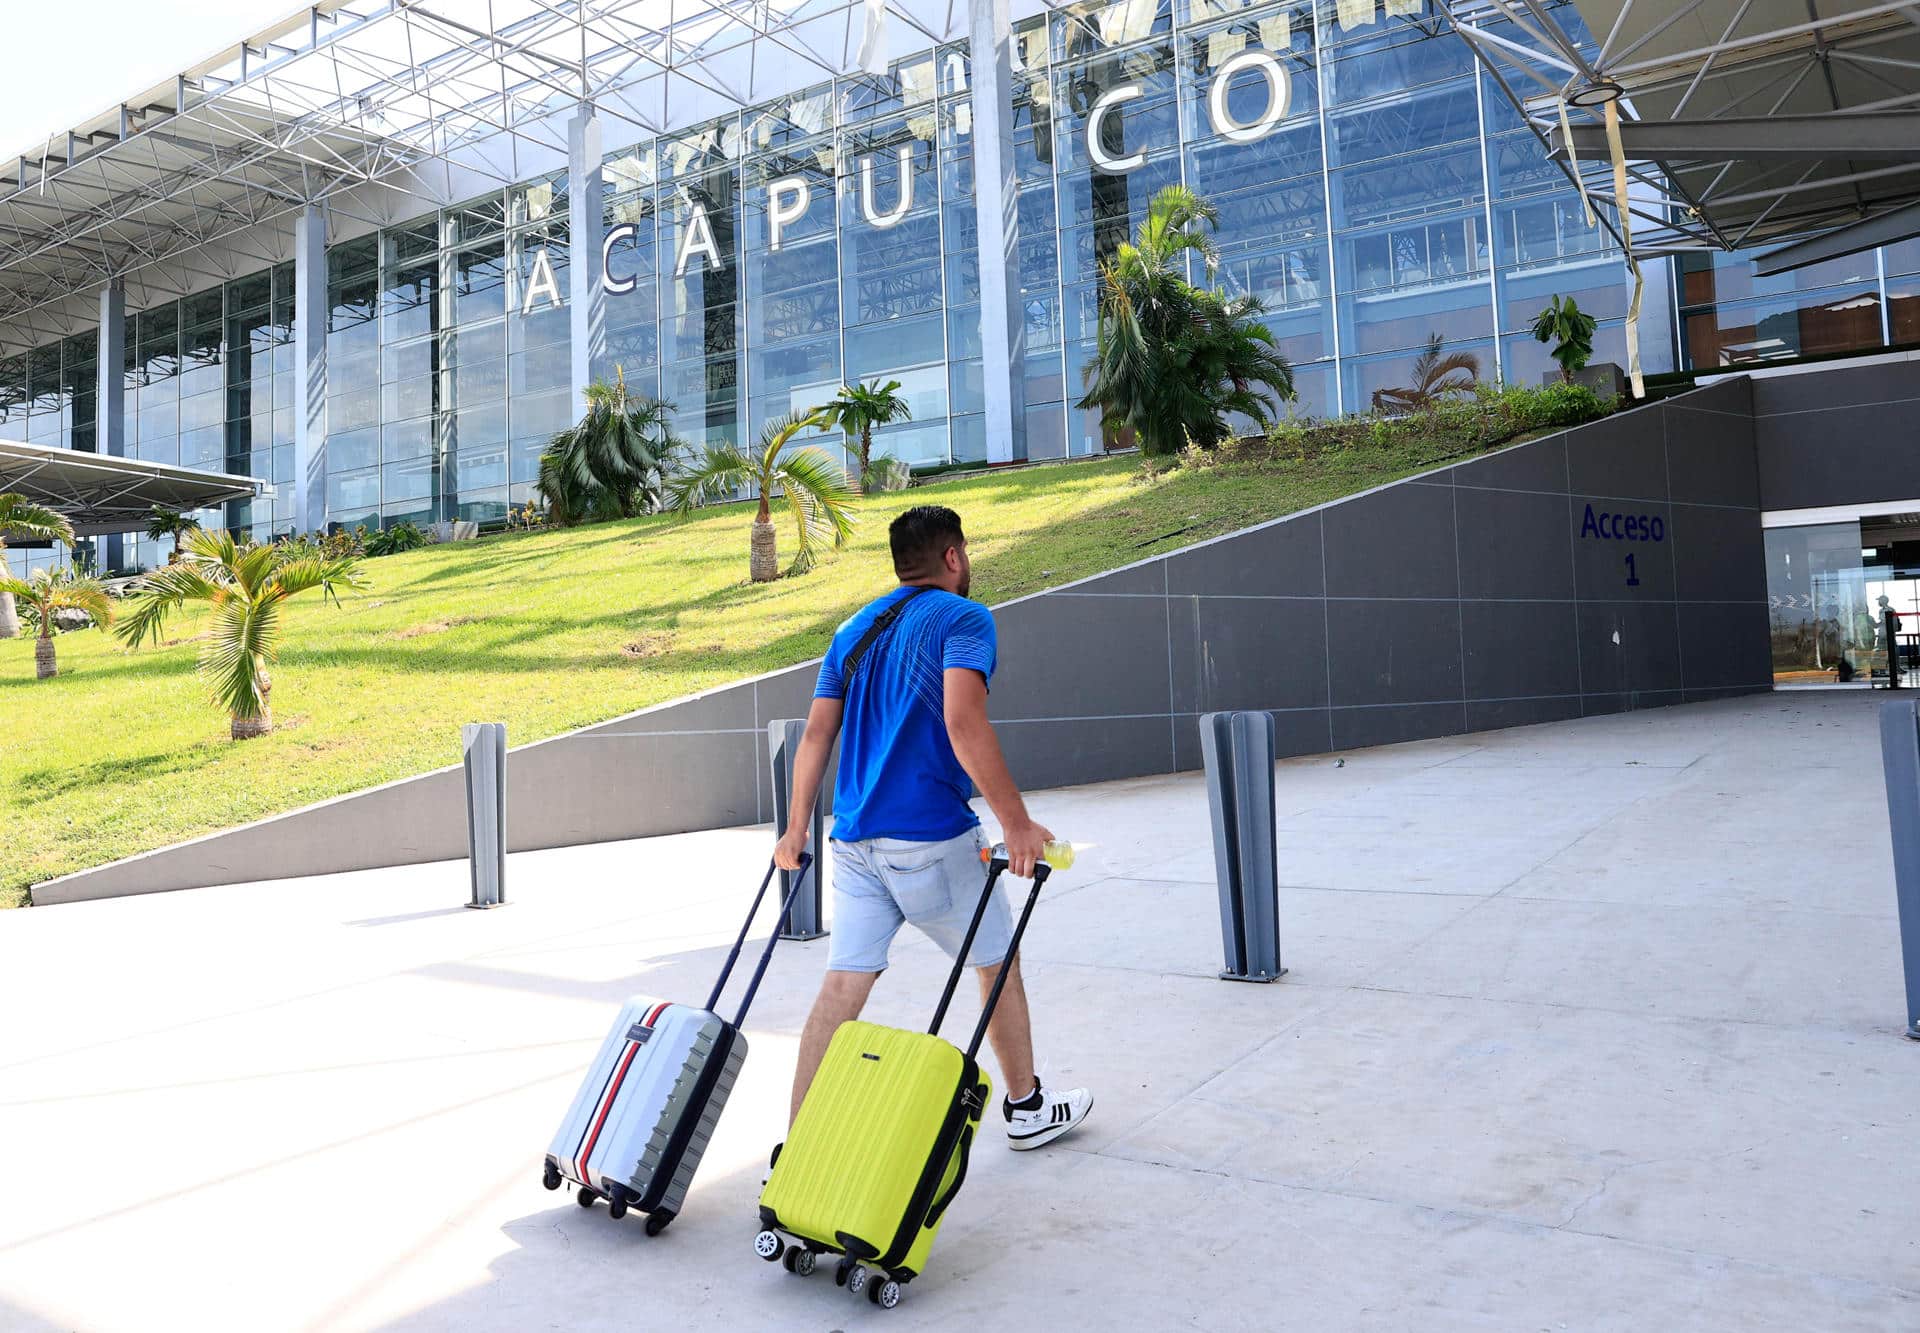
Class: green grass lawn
0,437,1500,906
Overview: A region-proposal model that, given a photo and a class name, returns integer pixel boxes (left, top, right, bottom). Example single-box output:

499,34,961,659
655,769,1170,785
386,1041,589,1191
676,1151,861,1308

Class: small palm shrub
667,412,856,582
538,372,681,523
1371,335,1481,414
144,506,203,561
1076,185,1295,457
365,521,428,557
823,379,912,490
0,568,112,679
116,529,368,740
1532,295,1599,382
0,492,74,639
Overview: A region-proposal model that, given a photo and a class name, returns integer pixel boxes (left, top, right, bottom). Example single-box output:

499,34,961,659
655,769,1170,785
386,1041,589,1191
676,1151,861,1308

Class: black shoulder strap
841,585,934,681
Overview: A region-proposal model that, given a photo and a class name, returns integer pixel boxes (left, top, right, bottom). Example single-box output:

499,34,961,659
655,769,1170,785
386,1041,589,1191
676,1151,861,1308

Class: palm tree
144,506,202,562
667,412,856,582
0,567,111,679
823,379,912,490
0,492,75,639
114,528,367,740
537,369,680,524
1076,185,1295,457
1371,335,1482,413
1531,295,1598,383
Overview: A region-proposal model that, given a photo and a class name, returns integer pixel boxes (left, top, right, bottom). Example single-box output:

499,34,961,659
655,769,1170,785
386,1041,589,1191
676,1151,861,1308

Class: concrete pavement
1,693,1915,1329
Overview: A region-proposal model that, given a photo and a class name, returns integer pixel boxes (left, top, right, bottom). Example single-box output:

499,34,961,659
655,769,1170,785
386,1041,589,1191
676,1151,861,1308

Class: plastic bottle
1041,839,1075,871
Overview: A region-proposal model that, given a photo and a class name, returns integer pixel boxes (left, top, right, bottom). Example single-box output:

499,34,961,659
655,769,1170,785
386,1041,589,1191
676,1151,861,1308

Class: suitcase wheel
781,1247,815,1276
845,1263,869,1296
644,1210,672,1237
868,1278,902,1309
576,1187,599,1209
541,1163,562,1191
607,1192,628,1221
754,1229,785,1262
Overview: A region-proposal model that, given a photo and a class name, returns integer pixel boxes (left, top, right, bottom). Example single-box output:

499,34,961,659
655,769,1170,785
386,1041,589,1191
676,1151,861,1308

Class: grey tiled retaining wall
35,377,1770,903
1750,353,1920,510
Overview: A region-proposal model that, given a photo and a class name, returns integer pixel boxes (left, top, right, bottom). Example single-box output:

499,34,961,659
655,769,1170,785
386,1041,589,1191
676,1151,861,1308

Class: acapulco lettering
579,51,1297,294
513,54,1295,313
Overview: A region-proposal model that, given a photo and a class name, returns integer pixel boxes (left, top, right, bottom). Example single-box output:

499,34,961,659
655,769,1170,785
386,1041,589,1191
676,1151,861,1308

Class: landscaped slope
0,438,1508,906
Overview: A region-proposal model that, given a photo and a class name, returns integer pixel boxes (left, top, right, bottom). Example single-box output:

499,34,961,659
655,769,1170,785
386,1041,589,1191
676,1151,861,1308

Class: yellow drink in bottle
1041,839,1075,871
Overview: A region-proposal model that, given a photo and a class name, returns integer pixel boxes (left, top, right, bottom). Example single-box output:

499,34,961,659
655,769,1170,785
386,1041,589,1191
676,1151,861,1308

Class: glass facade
322,178,577,530
120,266,299,567
0,330,97,579
9,0,1920,582
576,0,1635,463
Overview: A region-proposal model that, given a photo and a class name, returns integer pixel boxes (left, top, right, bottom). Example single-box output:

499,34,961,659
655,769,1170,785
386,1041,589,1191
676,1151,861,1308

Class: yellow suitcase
754,847,1052,1310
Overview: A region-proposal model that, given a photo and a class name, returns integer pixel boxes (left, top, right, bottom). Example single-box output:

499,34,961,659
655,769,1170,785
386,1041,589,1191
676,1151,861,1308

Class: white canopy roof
1446,0,1920,265
0,439,265,536
0,0,1066,342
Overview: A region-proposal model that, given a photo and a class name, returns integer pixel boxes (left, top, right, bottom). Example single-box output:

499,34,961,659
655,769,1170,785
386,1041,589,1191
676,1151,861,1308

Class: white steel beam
293,205,329,533
96,282,124,457
568,102,605,409
969,0,1025,465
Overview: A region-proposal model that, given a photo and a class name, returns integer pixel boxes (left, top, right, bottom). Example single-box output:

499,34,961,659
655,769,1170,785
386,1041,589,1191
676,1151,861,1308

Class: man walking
773,504,1093,1150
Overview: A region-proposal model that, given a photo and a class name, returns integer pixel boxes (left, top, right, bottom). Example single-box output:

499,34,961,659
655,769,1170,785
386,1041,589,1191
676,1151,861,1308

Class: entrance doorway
1765,510,1920,688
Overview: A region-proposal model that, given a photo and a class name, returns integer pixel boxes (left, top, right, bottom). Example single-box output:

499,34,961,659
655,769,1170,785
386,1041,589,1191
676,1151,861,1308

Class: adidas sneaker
1002,1077,1093,1151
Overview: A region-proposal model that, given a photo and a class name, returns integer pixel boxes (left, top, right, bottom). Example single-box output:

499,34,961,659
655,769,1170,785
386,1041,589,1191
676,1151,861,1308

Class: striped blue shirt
814,586,997,843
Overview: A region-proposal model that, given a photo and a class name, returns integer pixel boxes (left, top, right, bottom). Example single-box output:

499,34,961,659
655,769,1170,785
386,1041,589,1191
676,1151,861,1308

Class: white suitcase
542,854,813,1234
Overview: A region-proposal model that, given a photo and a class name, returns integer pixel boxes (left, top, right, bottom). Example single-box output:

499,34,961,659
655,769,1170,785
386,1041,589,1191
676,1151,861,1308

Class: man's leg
790,969,880,1124
975,955,1035,1102
896,830,1092,1150
972,951,1093,1150
791,840,901,1125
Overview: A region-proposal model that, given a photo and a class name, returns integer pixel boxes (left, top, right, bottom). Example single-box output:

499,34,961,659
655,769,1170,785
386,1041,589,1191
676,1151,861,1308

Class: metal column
1199,711,1286,983
96,282,127,571
292,205,329,533
463,722,508,909
969,0,1027,464
768,718,827,940
1877,700,1920,1037
93,278,126,572
568,103,605,407
96,283,124,457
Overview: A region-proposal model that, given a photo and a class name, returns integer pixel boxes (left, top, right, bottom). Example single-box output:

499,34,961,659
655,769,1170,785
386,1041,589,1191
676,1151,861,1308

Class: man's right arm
943,667,1053,878
774,695,843,870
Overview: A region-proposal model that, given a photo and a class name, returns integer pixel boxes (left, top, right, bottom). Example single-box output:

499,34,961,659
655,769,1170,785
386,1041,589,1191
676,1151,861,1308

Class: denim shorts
826,826,1013,973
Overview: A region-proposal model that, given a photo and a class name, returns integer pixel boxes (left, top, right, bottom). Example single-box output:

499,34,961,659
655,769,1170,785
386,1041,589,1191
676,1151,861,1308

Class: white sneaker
1003,1078,1093,1151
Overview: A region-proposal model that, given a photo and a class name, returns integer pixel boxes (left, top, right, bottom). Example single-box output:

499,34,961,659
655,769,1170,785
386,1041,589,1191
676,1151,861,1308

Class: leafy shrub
272,528,365,565
509,503,545,532
365,520,428,557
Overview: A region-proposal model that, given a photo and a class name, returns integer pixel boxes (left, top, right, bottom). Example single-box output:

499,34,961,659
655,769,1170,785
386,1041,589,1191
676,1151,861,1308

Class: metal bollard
1876,701,1920,1037
768,718,827,940
1199,710,1285,982
463,722,507,909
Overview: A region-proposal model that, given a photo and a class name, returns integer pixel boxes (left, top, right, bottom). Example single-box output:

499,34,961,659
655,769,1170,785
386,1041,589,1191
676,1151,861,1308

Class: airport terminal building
2,0,1920,691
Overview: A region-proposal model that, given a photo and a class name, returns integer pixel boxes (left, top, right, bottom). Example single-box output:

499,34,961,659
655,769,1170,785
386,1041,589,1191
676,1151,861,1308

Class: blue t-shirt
814,586,997,844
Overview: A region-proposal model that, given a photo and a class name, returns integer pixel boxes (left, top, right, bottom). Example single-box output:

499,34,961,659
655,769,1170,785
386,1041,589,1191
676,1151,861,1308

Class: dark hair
890,505,965,579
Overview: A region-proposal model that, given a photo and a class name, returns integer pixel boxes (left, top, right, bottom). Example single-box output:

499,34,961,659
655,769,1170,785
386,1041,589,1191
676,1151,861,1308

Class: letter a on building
521,245,563,315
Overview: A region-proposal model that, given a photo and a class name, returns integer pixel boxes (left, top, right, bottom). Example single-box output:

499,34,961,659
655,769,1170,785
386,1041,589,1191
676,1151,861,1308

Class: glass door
1768,512,1920,687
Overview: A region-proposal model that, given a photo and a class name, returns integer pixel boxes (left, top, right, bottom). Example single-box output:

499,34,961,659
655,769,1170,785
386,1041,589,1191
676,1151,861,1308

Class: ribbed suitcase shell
547,998,747,1216
759,1019,991,1277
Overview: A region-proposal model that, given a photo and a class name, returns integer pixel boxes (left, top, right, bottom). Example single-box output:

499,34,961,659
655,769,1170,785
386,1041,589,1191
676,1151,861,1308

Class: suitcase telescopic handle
704,853,813,1021
928,845,1053,1051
